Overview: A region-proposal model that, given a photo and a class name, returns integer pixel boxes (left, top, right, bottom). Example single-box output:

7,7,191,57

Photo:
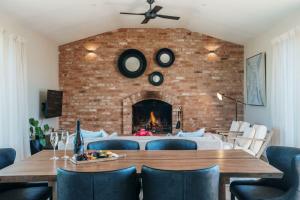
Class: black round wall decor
155,48,175,68
149,71,164,86
117,49,147,78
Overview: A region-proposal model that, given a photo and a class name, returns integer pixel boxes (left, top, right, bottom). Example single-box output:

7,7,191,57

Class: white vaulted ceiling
0,0,299,45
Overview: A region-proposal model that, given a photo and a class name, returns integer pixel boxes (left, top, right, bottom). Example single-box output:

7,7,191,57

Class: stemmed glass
50,131,59,160
61,131,69,160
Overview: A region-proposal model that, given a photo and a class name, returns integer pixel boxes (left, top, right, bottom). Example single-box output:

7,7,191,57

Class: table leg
48,181,57,200
219,176,230,200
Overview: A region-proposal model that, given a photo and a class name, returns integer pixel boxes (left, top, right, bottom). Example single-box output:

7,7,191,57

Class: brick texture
59,28,244,134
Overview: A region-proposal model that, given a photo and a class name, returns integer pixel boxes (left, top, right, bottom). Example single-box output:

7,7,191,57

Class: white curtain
271,27,300,147
0,29,30,160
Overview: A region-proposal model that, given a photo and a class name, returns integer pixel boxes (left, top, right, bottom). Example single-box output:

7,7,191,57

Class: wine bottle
73,119,84,155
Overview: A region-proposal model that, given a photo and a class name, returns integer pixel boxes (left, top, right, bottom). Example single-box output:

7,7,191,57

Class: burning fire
150,111,157,125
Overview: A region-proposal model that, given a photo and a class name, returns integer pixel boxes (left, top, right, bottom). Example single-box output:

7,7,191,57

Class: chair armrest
217,132,230,136
215,130,229,134
228,131,244,138
229,131,244,134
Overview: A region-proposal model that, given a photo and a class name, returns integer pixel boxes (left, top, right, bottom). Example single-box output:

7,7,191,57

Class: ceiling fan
120,0,180,24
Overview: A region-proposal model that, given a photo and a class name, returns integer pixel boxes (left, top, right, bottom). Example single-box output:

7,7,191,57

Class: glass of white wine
61,131,69,160
50,131,59,160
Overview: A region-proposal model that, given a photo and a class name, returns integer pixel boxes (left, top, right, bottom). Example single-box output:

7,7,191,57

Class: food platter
70,151,126,165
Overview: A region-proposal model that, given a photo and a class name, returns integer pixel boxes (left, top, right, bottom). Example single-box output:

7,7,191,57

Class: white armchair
224,125,273,158
216,121,250,142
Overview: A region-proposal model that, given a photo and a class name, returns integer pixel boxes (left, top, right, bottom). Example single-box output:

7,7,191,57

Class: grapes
75,151,109,161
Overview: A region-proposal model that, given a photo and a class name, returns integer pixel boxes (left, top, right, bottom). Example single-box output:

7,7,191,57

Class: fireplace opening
132,99,172,134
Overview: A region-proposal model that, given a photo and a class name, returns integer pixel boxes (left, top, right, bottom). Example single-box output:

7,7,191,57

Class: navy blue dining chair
87,139,140,150
145,139,197,150
141,165,219,200
0,148,52,200
230,146,300,200
57,166,140,200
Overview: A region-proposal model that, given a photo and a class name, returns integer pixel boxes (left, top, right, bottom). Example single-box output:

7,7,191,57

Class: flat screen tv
44,90,63,118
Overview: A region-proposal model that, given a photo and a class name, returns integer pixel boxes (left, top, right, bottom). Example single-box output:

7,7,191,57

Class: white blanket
59,133,224,150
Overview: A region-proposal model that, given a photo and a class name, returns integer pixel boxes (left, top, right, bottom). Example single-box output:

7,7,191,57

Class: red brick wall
59,28,244,134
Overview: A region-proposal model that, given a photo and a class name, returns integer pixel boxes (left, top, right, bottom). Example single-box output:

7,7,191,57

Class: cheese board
70,151,126,165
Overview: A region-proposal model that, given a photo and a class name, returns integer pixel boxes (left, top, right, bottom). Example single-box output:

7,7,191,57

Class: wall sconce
86,49,95,53
84,42,99,61
208,50,216,56
84,42,99,52
205,45,220,61
207,50,217,61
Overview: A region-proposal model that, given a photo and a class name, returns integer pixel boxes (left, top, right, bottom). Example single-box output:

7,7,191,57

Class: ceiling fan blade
120,12,145,15
151,6,162,14
157,14,180,20
141,18,150,24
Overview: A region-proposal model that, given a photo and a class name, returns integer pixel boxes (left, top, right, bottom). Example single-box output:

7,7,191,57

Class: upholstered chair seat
145,139,197,150
141,165,219,200
230,146,300,200
230,180,286,200
0,148,52,200
87,139,140,150
57,166,140,200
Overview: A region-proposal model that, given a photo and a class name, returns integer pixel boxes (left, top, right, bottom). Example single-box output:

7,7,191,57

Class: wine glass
61,131,69,160
50,131,59,160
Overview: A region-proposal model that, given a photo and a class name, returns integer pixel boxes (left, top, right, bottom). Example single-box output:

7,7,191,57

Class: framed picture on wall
246,52,266,106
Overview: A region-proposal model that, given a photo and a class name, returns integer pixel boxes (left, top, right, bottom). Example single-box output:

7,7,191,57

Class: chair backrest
57,166,140,200
145,139,197,150
0,148,16,169
229,121,240,132
87,140,140,150
249,125,267,155
254,130,273,158
266,146,300,191
236,126,255,149
142,165,219,200
238,121,250,132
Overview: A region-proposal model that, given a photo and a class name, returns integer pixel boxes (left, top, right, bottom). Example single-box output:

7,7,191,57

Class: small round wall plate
118,49,147,78
149,72,164,86
155,48,175,68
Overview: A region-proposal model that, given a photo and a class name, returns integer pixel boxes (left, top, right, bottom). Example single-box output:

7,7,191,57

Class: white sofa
59,133,224,150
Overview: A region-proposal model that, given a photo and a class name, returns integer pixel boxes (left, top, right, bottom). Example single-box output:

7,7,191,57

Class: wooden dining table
0,150,282,200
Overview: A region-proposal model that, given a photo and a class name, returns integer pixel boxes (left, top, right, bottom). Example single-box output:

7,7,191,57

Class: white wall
0,12,59,129
244,11,300,134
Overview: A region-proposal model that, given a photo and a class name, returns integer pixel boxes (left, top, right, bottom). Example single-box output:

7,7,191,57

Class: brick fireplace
133,99,172,134
122,91,181,135
59,28,244,134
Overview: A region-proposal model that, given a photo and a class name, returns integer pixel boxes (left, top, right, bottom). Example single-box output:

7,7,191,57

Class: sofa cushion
176,128,205,137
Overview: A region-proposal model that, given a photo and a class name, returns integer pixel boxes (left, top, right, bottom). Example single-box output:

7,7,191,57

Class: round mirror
155,48,175,68
118,49,147,78
159,53,171,64
149,72,164,86
125,57,140,72
152,74,161,83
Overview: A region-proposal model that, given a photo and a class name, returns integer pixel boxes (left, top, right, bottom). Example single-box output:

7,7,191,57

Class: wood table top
0,150,282,183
